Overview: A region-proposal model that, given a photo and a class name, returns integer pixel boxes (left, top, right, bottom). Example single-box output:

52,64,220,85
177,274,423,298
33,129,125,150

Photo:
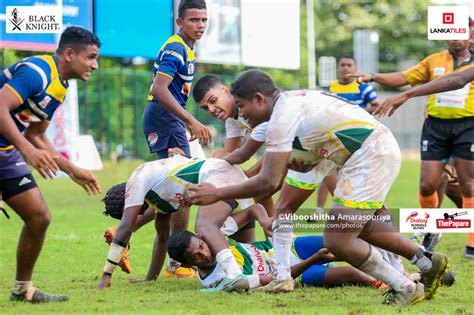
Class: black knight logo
9,8,24,31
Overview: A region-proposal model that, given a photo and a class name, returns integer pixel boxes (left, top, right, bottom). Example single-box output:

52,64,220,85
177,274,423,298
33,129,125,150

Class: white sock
272,218,293,281
359,245,415,293
103,242,125,275
409,248,432,272
216,248,242,279
13,280,33,294
247,274,261,288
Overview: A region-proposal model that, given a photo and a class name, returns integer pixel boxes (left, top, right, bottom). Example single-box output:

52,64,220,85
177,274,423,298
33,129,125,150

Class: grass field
0,160,472,314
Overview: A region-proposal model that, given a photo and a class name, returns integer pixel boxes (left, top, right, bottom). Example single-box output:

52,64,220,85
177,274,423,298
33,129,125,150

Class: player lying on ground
188,70,449,307
167,231,391,291
97,153,261,290
0,26,102,303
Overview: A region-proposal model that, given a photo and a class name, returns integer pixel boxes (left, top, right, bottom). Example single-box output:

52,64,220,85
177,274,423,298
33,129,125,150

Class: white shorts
334,123,401,209
285,159,337,191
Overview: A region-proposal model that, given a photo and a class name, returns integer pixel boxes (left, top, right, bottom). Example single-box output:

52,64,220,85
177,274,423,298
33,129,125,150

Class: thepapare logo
428,6,469,40
406,211,429,230
6,6,62,34
436,211,471,229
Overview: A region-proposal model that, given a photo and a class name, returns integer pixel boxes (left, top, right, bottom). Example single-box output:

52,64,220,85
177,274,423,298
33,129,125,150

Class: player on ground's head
97,153,263,293
0,26,101,303
189,70,449,306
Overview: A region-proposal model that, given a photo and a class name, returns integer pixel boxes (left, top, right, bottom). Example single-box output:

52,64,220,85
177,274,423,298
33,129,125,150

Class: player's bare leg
324,204,426,307
454,158,474,259
7,188,68,303
419,161,445,251
262,183,314,293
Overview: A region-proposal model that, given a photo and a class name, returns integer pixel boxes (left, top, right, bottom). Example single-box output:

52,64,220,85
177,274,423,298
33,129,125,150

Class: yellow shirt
402,50,473,119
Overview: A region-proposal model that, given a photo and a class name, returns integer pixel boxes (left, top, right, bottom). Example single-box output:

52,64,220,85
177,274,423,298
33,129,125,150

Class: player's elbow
259,177,279,194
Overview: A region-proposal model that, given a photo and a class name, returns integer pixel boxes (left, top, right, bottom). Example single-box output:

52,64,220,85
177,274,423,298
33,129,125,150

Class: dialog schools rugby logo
406,211,430,230
436,211,471,229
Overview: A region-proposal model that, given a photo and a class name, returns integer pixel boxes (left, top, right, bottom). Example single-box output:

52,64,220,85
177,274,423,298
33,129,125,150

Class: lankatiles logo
406,211,430,230
428,6,469,40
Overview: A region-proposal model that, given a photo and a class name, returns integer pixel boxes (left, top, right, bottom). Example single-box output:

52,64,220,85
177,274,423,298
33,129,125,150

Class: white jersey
225,115,267,143
199,238,277,288
266,90,379,166
124,155,253,214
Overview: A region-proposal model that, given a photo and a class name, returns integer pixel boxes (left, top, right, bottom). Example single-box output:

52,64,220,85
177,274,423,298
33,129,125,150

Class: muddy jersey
125,155,253,213
265,90,379,166
225,114,267,143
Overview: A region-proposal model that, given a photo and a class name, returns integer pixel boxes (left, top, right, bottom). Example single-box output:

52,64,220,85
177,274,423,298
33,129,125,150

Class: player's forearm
146,234,167,280
290,253,323,278
245,158,263,178
374,72,408,87
223,147,250,165
216,174,278,200
405,72,468,99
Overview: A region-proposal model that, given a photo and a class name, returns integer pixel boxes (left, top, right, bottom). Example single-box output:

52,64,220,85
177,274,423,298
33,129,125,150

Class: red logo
175,193,192,207
319,148,329,158
436,211,470,229
443,12,454,24
147,133,158,146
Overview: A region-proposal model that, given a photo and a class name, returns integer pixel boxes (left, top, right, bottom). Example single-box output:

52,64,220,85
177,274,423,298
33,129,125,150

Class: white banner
400,208,474,233
6,6,62,34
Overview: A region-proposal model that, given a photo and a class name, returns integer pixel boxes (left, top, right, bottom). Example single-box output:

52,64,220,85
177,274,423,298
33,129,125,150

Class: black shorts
0,174,37,201
420,116,474,161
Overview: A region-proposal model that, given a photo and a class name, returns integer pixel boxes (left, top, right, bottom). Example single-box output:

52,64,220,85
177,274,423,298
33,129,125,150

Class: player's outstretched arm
98,205,142,289
152,74,212,146
188,151,290,205
0,87,59,178
25,121,101,194
290,248,336,279
347,72,408,87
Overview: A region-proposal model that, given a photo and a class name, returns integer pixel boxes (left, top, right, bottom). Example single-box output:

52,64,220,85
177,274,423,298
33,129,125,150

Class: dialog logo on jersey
428,6,469,40
6,6,62,34
436,211,471,229
147,133,158,146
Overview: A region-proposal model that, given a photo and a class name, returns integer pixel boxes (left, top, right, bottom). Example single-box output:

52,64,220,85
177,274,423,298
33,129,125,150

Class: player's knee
27,209,52,232
419,179,438,195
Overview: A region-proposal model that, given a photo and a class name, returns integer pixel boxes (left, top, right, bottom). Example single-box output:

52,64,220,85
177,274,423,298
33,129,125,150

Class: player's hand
346,73,372,83
69,167,102,195
97,274,112,289
129,278,154,284
316,248,336,262
168,147,185,157
187,119,212,146
373,93,409,117
187,183,219,205
23,147,59,179
261,217,273,237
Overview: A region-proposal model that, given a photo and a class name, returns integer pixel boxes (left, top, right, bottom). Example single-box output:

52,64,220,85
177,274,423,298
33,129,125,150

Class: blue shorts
293,235,328,287
0,148,31,180
142,101,190,156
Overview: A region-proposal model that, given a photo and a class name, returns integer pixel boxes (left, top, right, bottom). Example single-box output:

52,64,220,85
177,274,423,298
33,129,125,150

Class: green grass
0,160,472,314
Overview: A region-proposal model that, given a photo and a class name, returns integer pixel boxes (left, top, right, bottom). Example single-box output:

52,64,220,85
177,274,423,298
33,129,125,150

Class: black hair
178,0,207,19
230,69,279,101
167,230,196,263
102,183,127,220
339,56,356,63
56,26,101,54
192,74,222,102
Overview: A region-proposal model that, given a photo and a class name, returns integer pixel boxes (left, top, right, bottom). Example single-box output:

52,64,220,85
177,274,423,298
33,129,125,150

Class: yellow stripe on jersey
4,84,23,103
402,50,473,119
329,80,360,94
160,34,195,62
158,71,174,80
326,121,377,155
284,176,320,191
229,245,245,269
167,160,200,187
37,55,68,103
0,145,15,151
